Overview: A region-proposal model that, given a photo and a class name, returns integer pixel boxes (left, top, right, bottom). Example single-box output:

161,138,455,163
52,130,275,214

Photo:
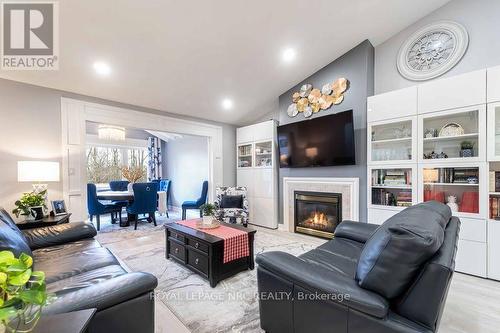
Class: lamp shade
18,161,60,182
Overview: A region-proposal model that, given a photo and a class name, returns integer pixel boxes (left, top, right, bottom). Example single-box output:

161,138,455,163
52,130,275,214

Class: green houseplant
11,192,46,220
200,203,216,225
0,251,52,333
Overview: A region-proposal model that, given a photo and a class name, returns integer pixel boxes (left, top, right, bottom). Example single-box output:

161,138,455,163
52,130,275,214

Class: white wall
0,80,63,219
162,136,209,207
375,0,500,94
0,78,236,218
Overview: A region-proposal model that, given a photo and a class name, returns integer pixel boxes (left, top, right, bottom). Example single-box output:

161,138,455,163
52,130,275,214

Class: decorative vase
446,195,459,212
127,182,134,192
460,148,473,157
202,216,213,225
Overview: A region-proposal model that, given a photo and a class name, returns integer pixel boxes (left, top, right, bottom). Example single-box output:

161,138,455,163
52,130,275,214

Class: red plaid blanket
176,219,249,263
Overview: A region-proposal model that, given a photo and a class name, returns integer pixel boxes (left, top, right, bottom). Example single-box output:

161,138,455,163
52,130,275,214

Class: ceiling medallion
397,21,468,81
287,78,349,118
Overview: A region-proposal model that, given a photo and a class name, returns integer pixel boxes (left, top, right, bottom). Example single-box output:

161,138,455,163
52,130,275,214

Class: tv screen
278,110,355,168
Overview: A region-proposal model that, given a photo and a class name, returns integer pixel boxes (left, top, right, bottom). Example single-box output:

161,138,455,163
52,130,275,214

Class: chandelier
98,124,126,141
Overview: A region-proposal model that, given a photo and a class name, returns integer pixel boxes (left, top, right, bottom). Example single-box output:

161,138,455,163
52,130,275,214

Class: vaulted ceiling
0,0,450,125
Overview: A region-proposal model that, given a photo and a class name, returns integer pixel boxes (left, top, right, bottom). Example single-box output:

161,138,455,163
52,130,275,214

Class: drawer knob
195,242,199,249
175,248,179,254
195,258,199,265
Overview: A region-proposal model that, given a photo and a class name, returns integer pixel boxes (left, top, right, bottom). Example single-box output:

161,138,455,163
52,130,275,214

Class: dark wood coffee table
165,221,256,287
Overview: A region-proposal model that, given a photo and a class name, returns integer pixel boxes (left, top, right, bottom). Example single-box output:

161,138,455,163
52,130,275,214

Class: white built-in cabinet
367,66,500,279
237,120,278,229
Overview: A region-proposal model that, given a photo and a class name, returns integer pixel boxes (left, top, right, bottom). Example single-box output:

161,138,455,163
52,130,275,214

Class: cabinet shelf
423,133,478,143
424,182,479,186
372,185,412,189
371,137,411,144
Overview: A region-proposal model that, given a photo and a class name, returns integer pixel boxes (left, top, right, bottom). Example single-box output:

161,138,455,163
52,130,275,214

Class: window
86,145,149,184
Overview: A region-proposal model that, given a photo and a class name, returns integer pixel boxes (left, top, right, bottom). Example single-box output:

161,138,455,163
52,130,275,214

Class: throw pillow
220,195,243,209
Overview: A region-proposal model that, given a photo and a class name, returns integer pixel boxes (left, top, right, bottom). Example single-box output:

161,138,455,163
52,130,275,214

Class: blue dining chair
182,181,208,220
159,179,171,218
127,182,159,230
109,180,130,219
87,183,122,231
109,180,129,191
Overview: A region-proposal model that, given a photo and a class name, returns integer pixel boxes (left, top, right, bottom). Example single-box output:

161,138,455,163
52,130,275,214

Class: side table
15,213,72,230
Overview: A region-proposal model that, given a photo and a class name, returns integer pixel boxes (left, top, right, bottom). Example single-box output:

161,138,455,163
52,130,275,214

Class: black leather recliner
256,201,460,333
0,208,158,333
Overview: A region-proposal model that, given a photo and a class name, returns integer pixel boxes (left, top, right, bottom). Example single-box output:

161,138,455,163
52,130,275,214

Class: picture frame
30,206,44,221
51,200,67,216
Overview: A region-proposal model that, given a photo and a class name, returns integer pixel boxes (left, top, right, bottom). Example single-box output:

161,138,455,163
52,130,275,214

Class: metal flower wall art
287,78,349,118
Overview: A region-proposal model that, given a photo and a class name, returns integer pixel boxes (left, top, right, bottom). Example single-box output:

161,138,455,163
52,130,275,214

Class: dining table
97,190,167,227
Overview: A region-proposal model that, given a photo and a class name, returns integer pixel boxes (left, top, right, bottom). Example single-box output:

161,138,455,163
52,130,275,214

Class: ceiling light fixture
282,48,296,63
222,98,233,110
98,124,125,141
93,61,111,76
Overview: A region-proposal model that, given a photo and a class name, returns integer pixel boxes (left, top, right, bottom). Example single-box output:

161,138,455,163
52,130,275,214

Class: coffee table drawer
187,237,209,254
169,240,186,262
187,250,208,276
169,231,185,243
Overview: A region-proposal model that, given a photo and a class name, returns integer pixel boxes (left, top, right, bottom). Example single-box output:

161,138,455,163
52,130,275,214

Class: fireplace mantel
281,177,359,233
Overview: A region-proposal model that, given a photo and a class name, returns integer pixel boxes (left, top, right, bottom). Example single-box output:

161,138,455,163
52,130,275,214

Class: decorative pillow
220,195,243,209
356,201,450,299
0,208,33,257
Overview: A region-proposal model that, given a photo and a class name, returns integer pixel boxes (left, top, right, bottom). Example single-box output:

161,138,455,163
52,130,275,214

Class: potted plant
0,251,52,333
12,191,47,221
460,141,474,157
121,166,146,192
200,203,216,225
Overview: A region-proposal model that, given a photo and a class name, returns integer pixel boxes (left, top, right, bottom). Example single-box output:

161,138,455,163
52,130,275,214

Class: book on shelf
490,196,500,219
372,188,411,207
372,169,411,186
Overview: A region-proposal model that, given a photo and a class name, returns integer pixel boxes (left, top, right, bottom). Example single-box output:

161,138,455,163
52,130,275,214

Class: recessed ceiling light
222,98,233,110
93,61,111,76
282,48,296,63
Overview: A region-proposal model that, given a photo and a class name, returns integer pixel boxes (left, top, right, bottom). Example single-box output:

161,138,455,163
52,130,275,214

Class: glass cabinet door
370,119,413,163
370,168,413,208
254,141,272,167
422,166,480,215
421,107,483,162
237,144,253,168
487,103,500,161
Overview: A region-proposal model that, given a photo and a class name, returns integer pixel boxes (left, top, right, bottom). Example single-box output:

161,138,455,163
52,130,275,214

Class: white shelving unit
366,66,500,279
236,120,278,229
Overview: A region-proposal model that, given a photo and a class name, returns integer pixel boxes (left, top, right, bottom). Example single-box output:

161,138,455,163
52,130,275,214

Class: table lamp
18,161,60,214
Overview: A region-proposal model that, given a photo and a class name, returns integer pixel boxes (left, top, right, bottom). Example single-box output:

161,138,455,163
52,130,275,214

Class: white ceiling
0,0,450,125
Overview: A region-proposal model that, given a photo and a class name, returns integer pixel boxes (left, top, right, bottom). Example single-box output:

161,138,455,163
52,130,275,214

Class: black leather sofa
0,208,158,333
256,201,460,333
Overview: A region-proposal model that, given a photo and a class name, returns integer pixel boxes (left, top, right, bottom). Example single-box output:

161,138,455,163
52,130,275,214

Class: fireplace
294,191,342,239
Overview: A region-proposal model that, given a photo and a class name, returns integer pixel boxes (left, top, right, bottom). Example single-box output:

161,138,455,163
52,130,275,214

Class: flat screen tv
278,110,355,168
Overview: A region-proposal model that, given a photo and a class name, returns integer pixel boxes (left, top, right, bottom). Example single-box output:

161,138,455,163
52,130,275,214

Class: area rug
96,223,324,333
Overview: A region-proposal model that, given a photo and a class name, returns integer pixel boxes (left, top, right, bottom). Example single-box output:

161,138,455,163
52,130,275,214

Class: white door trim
61,97,223,221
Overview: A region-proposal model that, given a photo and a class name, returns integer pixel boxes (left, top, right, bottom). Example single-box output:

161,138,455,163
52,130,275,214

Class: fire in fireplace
294,191,342,239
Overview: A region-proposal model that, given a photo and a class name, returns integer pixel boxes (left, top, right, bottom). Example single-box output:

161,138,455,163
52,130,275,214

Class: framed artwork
51,200,67,216
30,206,44,221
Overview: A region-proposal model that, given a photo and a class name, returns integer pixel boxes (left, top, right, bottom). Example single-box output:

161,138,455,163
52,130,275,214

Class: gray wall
0,78,236,217
375,0,500,94
161,136,209,207
276,40,374,222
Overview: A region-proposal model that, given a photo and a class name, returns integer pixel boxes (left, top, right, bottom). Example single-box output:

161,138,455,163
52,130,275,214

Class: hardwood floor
440,273,500,333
